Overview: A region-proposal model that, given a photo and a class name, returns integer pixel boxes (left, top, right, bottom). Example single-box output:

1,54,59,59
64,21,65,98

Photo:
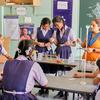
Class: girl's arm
77,38,86,48
49,31,58,45
93,72,100,85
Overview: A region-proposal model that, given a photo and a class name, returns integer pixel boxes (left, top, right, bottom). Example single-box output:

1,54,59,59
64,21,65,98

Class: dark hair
20,28,28,38
14,40,32,59
96,58,100,70
94,19,100,27
52,16,65,25
0,34,2,38
40,17,51,27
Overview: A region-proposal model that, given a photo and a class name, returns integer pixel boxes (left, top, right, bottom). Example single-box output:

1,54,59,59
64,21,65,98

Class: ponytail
14,51,19,59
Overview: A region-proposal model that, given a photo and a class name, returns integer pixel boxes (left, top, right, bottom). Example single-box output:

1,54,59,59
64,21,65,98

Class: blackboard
79,0,100,40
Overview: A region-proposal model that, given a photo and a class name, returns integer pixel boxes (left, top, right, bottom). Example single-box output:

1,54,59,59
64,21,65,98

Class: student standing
50,16,76,98
50,16,76,59
32,17,54,55
32,17,55,96
32,17,56,74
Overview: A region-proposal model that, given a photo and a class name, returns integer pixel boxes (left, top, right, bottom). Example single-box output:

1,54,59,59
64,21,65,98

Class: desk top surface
34,57,78,67
40,75,96,94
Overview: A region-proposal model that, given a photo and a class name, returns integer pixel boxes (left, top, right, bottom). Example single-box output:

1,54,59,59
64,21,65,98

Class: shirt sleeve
52,30,56,39
1,46,7,55
32,62,48,86
95,90,100,100
68,29,76,41
51,30,58,43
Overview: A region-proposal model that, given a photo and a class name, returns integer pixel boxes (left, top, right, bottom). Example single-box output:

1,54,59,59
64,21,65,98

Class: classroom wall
0,0,80,57
71,0,81,59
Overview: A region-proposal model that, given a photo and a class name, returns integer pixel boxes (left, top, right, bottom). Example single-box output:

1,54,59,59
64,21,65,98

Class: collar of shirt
60,25,69,38
65,25,68,30
41,27,50,36
16,55,28,60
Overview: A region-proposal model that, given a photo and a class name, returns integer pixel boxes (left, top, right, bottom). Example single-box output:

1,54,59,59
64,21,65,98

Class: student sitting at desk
1,40,48,100
74,59,100,100
73,58,100,85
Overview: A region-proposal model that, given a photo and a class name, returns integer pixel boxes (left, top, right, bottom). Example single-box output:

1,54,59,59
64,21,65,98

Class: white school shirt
16,55,48,92
95,90,100,100
53,25,76,42
32,27,50,40
0,45,7,55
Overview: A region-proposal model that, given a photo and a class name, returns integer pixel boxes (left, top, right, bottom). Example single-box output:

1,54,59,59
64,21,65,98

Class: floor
32,88,80,100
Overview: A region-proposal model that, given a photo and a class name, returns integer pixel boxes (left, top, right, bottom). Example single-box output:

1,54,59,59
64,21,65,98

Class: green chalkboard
79,0,100,40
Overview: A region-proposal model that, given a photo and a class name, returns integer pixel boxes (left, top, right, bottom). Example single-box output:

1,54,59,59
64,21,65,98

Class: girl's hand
84,48,93,53
45,42,51,47
77,38,82,44
49,38,55,43
73,72,84,78
64,41,70,46
38,42,45,47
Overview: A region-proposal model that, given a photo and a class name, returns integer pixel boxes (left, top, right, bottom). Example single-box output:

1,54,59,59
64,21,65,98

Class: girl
50,15,76,59
32,17,54,55
20,28,31,40
1,40,48,100
50,16,76,98
32,17,54,96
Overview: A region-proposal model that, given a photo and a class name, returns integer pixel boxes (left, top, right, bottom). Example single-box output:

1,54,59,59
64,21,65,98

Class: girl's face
90,21,100,33
23,28,28,35
54,21,63,30
41,24,50,31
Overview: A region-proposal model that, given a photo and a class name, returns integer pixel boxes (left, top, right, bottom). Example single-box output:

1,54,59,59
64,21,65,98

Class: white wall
71,0,83,59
